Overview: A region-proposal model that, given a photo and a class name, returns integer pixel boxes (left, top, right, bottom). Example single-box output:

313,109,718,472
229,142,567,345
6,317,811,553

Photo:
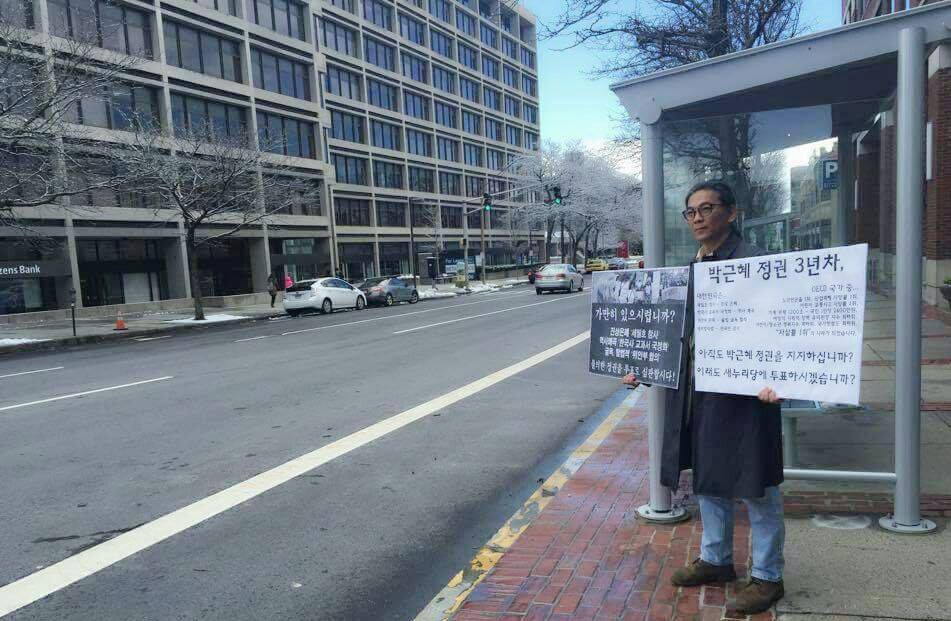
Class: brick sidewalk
450,405,951,621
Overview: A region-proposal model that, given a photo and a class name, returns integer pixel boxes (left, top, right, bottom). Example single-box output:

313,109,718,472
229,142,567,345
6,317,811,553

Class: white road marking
0,377,174,413
0,367,64,380
279,291,534,337
234,335,272,343
0,332,590,617
393,294,585,335
134,336,172,342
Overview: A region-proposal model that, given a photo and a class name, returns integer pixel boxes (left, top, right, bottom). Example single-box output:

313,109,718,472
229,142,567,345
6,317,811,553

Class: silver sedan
535,264,585,294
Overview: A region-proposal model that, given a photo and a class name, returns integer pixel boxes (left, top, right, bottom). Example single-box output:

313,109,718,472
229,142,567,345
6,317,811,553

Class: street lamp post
480,206,487,283
408,198,417,287
69,288,76,337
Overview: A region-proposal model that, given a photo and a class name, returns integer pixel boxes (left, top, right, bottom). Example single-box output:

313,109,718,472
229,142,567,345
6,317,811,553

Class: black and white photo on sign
593,268,688,306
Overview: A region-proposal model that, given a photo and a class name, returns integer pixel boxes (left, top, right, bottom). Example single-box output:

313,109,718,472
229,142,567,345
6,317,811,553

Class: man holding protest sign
622,181,785,614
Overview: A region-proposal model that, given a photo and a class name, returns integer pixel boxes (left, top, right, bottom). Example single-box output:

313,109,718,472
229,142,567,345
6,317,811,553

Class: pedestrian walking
266,274,278,308
622,180,785,615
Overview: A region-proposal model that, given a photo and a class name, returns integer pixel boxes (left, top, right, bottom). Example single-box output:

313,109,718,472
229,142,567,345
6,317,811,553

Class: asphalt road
0,282,623,620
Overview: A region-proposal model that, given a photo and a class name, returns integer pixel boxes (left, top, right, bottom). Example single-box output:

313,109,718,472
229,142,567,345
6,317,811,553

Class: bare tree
543,0,804,80
0,6,144,230
116,125,319,320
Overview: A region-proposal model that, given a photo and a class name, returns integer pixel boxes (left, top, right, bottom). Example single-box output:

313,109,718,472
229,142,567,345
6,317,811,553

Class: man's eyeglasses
682,203,725,221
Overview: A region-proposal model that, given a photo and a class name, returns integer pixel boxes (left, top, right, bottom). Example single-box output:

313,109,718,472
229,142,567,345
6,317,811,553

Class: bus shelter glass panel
660,98,899,488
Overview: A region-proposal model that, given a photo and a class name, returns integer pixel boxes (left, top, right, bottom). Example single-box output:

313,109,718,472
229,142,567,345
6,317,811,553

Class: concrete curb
0,282,533,357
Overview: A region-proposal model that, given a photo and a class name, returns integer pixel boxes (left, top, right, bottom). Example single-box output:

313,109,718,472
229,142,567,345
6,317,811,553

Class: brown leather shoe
727,578,784,614
670,558,737,587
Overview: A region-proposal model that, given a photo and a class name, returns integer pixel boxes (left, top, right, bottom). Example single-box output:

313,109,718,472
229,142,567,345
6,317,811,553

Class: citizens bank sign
0,261,70,279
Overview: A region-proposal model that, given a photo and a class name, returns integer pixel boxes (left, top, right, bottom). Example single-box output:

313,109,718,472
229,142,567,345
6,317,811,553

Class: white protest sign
692,244,867,405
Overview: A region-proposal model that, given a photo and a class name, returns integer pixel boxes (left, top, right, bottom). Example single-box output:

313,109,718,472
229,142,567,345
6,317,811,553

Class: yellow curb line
413,387,645,621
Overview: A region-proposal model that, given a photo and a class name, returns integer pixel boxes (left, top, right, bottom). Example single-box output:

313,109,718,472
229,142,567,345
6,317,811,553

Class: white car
283,278,367,316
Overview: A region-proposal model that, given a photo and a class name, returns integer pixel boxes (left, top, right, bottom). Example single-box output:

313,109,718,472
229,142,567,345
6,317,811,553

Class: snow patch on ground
465,283,502,294
418,288,458,300
165,314,248,324
0,338,50,346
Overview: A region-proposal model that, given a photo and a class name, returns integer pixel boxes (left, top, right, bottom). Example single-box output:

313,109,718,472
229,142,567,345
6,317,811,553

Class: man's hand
621,373,640,388
758,387,780,404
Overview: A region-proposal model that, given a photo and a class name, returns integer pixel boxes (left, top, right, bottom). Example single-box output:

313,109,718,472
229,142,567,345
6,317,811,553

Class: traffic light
482,192,492,211
553,186,563,205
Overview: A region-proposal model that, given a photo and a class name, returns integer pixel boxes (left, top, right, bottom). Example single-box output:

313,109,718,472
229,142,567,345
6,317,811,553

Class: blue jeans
697,486,785,582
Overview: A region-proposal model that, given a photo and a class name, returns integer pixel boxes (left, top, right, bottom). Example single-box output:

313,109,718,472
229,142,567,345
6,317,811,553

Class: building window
403,90,430,120
502,64,518,88
399,12,426,45
481,56,499,81
463,142,483,167
408,166,434,192
268,178,322,215
428,0,450,23
459,77,480,104
363,0,392,30
520,46,535,69
401,51,428,83
367,79,399,111
257,111,316,158
458,42,478,70
321,18,358,56
335,197,371,225
486,148,504,171
505,124,521,147
48,0,152,58
430,29,454,59
490,207,508,228
523,103,537,124
522,74,537,97
434,101,456,128
439,171,461,195
332,155,368,185
376,201,406,227
437,136,458,162
500,9,515,34
370,119,401,150
406,128,433,157
251,48,310,100
68,82,160,131
329,109,365,143
171,93,246,139
504,95,520,118
483,86,500,111
432,65,456,94
325,65,362,100
455,9,475,36
374,160,404,188
246,0,306,39
524,131,538,150
441,206,461,228
187,0,237,16
461,110,481,136
502,37,517,61
479,22,497,48
0,0,32,26
484,116,502,141
465,174,484,197
326,0,354,13
364,37,396,71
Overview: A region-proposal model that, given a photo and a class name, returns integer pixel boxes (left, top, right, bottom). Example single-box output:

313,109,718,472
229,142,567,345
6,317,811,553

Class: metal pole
463,213,470,287
880,27,935,534
480,208,486,283
409,199,417,287
636,121,687,523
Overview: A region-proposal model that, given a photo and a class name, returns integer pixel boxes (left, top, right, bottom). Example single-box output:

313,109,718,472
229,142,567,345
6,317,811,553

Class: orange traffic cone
114,310,128,331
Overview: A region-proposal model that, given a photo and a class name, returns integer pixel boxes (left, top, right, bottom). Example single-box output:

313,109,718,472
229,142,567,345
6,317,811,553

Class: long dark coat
660,231,783,499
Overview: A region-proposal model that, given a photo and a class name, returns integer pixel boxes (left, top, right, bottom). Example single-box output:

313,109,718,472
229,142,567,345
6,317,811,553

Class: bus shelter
611,2,951,534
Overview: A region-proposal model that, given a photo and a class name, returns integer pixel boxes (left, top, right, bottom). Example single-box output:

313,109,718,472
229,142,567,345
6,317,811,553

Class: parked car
625,256,646,270
585,258,609,273
535,264,584,294
358,276,419,306
283,278,367,316
607,257,628,270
